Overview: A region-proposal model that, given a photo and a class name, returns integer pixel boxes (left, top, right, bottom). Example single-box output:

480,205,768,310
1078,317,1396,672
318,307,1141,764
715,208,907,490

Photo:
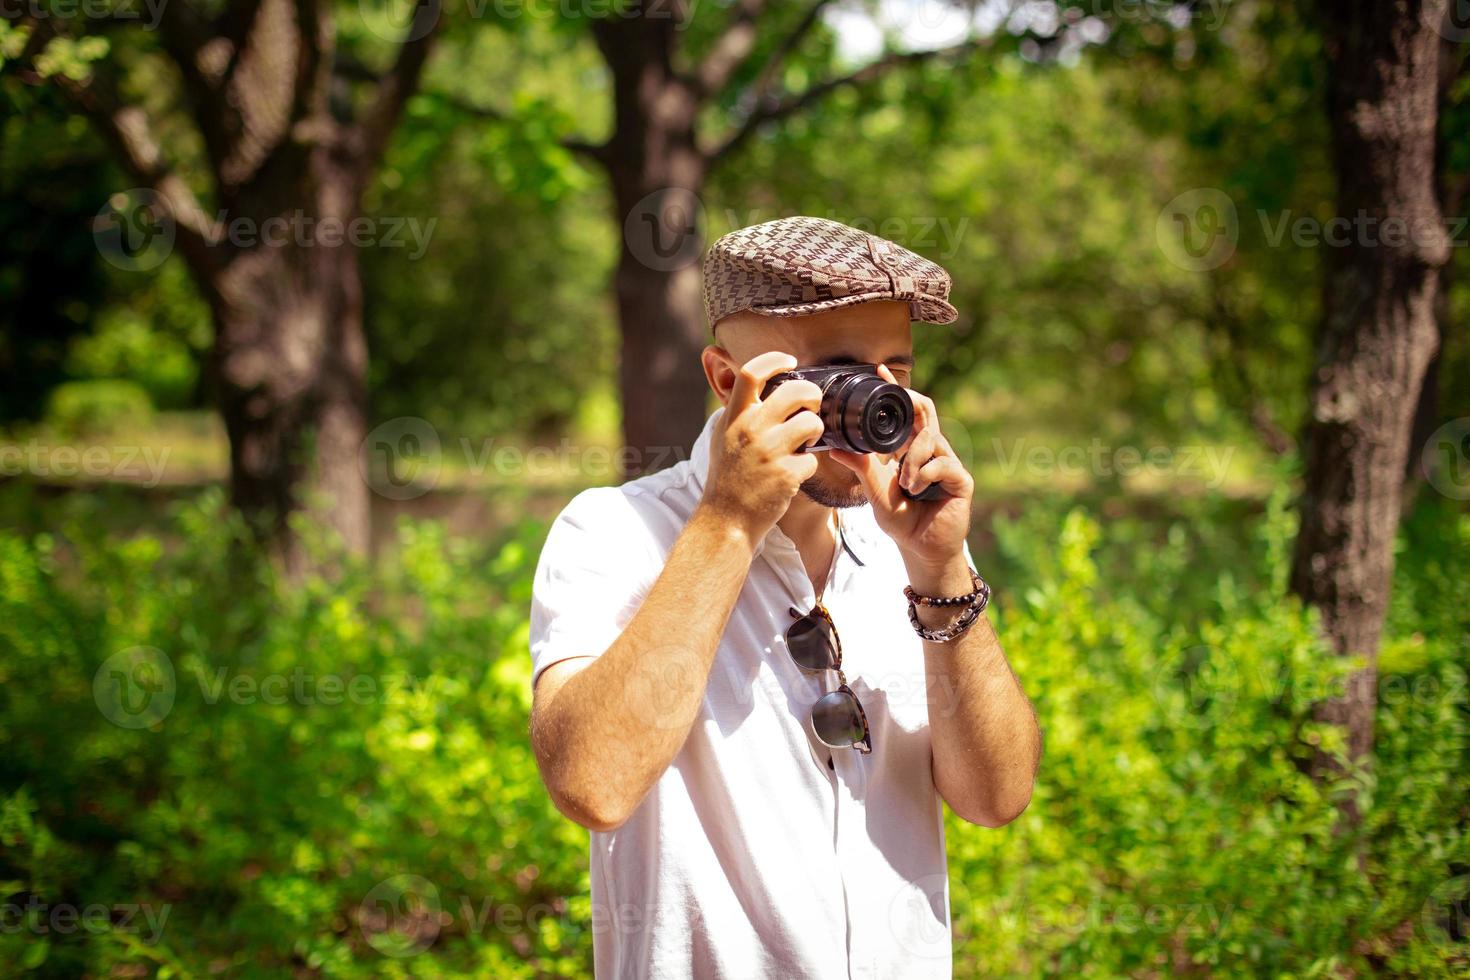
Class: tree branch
46,63,221,281
689,0,767,100
706,38,984,163
155,0,235,173
742,0,834,105
356,0,442,181
337,54,609,167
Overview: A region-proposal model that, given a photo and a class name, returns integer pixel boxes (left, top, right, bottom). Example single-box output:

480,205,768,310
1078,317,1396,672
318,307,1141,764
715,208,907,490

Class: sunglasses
785,603,873,754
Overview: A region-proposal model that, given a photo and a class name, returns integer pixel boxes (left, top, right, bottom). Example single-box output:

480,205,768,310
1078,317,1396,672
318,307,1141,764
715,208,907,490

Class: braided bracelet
905,568,991,643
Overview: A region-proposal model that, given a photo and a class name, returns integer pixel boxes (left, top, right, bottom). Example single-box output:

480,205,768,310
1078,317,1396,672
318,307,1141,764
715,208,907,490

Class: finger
901,429,937,491
771,409,826,453
728,351,799,414
876,363,901,385
908,389,939,432
785,451,820,484
829,447,902,510
759,378,823,422
915,455,972,497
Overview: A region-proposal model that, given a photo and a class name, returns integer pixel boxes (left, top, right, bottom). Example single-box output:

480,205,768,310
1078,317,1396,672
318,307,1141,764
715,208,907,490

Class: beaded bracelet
903,568,990,608
904,568,991,643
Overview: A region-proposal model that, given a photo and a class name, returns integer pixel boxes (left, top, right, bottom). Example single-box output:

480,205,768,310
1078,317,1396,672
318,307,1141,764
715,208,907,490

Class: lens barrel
827,373,913,454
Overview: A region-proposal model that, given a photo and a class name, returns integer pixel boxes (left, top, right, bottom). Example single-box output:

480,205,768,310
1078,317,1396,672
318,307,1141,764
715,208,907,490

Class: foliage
43,380,154,439
0,489,1464,977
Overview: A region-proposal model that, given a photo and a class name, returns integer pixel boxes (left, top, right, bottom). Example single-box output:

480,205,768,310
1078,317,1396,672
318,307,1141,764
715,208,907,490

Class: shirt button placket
766,527,863,978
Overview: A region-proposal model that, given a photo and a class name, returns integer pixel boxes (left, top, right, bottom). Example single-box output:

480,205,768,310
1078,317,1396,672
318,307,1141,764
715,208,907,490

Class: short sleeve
529,487,664,692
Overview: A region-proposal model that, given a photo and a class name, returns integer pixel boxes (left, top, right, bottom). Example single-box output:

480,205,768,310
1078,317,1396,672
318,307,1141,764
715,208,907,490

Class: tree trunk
211,165,371,569
593,17,712,476
29,0,438,566
1292,0,1447,782
611,186,713,474
1407,34,1467,486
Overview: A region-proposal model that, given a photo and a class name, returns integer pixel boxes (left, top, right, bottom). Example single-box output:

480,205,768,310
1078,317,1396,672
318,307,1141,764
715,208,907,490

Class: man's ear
701,344,738,406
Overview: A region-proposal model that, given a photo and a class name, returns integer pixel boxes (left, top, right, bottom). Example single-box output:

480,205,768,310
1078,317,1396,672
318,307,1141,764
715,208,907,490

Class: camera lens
831,374,913,453
868,395,904,441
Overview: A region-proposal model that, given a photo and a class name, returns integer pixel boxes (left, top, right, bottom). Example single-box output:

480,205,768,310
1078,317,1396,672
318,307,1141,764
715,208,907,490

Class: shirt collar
689,406,873,566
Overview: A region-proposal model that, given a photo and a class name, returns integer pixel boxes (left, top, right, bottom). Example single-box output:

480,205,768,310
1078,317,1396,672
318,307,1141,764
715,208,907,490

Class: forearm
532,505,755,830
907,556,1041,828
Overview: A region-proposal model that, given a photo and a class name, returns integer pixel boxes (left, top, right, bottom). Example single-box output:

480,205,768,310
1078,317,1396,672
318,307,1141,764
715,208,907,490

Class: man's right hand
698,351,825,544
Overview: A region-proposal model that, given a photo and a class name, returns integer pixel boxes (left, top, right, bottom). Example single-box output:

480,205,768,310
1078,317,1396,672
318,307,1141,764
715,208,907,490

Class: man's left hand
828,365,974,576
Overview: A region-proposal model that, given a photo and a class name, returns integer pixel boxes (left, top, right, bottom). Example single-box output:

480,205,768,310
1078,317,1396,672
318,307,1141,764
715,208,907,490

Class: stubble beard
798,470,868,509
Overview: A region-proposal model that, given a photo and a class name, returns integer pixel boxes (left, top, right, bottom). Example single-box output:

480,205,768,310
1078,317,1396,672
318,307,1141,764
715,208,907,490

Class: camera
760,363,914,455
760,363,946,501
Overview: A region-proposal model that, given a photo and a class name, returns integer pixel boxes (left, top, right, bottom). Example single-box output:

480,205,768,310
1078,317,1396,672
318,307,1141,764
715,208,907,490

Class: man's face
704,300,915,509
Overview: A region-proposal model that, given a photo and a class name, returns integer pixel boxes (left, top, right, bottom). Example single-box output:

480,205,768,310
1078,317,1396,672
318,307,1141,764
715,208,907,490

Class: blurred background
1,0,1468,975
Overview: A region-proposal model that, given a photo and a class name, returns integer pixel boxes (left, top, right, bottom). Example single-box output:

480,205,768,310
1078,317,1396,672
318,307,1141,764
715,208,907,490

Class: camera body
760,363,914,455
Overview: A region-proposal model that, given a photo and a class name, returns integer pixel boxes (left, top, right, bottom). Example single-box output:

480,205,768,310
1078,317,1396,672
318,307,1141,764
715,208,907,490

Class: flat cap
702,215,959,331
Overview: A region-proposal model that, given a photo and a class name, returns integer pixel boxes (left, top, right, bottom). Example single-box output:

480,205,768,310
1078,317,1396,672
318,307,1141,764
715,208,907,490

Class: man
528,216,1041,978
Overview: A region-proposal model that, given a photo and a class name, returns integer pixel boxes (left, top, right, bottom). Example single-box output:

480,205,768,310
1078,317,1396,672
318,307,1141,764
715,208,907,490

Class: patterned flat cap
702,215,958,331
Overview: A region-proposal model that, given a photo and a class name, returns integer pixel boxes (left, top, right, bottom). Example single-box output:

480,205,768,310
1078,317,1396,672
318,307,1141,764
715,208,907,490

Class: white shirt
530,406,973,979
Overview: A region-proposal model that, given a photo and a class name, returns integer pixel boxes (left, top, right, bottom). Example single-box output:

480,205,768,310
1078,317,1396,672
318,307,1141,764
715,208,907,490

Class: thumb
829,448,901,510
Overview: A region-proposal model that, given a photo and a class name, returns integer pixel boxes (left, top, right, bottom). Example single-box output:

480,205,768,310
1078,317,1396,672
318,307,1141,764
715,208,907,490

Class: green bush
41,380,155,440
0,488,1464,977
